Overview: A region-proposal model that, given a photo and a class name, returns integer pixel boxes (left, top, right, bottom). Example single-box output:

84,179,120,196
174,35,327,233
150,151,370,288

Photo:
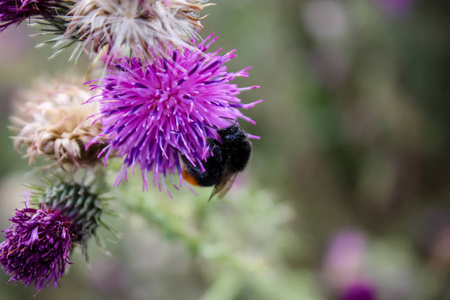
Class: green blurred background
1,0,450,299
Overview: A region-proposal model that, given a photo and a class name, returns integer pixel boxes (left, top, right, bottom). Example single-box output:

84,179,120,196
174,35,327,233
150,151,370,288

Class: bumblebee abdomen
181,145,225,187
182,168,201,186
182,124,253,199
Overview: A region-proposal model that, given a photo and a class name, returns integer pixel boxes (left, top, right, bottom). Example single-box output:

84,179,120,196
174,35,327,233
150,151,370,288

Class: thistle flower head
0,202,72,292
88,34,261,194
0,0,70,31
65,0,212,61
12,78,108,167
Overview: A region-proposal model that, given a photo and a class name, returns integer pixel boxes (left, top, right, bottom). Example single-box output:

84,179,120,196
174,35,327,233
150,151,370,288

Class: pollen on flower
87,34,262,195
64,0,213,61
11,77,109,167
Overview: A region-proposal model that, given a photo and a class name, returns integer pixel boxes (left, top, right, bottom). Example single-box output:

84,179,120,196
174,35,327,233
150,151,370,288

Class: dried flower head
12,78,108,167
88,34,261,193
64,0,212,61
0,202,72,292
0,0,71,32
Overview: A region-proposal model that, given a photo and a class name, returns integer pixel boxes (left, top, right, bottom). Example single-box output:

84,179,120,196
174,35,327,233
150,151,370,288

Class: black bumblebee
182,125,252,200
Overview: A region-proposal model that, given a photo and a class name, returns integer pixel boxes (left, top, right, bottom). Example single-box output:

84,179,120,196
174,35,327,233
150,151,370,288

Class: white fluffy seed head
64,0,212,61
11,77,108,167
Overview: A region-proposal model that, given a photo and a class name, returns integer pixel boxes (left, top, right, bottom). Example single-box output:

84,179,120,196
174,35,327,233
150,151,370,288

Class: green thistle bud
28,171,113,258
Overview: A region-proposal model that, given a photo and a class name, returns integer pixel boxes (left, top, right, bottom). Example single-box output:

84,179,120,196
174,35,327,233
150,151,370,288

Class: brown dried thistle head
64,0,213,61
11,78,109,168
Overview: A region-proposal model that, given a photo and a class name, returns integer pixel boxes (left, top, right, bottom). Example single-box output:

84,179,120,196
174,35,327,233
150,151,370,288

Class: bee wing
216,173,238,199
208,169,238,201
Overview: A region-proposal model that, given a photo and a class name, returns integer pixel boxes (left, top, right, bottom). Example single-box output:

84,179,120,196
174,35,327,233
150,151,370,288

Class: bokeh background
1,0,450,299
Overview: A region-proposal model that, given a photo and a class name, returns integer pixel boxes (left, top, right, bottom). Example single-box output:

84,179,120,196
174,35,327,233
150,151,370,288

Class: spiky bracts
87,35,261,193
28,172,111,255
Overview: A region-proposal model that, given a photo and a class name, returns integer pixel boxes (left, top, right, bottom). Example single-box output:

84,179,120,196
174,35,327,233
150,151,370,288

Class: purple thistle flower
87,34,262,194
0,204,72,292
0,0,68,31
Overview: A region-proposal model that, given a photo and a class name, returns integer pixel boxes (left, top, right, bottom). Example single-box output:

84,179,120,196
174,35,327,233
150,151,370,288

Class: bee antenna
219,116,239,126
204,123,218,130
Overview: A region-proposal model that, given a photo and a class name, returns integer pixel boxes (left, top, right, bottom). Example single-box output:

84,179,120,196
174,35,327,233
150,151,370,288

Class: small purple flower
0,0,66,31
376,0,413,15
0,205,72,292
88,34,262,194
341,281,377,300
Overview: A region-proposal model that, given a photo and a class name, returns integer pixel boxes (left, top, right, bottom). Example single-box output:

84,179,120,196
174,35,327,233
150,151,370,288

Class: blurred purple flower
376,0,413,15
323,230,367,277
341,281,377,300
0,0,66,31
0,205,72,293
322,230,372,295
87,34,261,194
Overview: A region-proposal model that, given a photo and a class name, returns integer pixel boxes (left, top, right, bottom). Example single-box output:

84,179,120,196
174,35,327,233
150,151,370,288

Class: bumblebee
182,125,252,200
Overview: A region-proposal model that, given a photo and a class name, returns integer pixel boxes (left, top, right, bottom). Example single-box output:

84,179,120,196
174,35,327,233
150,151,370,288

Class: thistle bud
29,173,111,255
